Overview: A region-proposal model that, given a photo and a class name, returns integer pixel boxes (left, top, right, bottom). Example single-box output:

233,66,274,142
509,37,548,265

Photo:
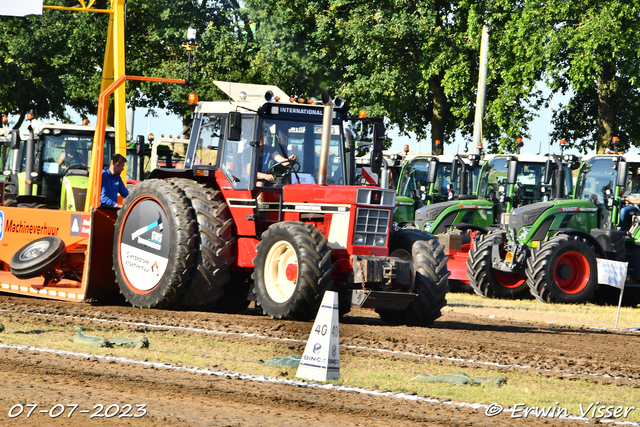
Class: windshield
219,113,345,189
575,157,616,204
41,133,115,175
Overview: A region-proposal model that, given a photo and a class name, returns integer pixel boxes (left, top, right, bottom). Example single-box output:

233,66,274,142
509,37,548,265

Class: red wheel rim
553,251,590,294
494,271,526,288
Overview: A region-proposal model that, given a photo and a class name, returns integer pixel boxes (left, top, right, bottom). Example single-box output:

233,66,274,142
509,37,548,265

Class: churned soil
0,295,638,426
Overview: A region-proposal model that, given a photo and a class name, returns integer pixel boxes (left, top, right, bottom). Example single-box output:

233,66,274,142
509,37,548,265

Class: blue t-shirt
101,167,129,206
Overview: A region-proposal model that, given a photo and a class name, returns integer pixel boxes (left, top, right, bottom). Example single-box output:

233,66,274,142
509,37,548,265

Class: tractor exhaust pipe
319,90,344,186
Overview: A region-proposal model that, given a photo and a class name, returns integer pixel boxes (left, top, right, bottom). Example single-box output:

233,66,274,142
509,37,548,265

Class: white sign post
596,258,628,329
295,291,340,382
0,0,43,16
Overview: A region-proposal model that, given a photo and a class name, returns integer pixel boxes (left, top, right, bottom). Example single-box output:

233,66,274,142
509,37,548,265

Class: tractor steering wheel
63,165,89,176
266,158,300,179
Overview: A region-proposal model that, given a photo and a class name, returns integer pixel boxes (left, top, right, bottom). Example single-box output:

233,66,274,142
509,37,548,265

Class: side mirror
544,158,553,184
506,159,518,185
617,160,629,188
136,135,145,155
10,129,20,150
369,123,384,175
227,112,242,141
427,158,438,184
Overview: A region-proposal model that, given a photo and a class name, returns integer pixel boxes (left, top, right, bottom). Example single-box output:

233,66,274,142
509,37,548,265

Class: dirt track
0,295,638,426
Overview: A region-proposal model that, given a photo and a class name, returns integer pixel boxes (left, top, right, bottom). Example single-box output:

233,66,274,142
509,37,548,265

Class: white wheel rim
19,241,51,262
264,240,298,303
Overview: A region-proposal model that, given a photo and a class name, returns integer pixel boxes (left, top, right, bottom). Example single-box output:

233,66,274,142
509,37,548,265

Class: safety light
298,98,305,104
82,118,89,126
188,92,199,106
404,144,409,154
561,139,566,145
183,26,198,50
161,134,165,138
478,141,483,148
435,140,441,145
613,136,619,142
148,133,155,142
358,110,367,118
2,116,7,125
27,113,34,120
308,98,315,104
289,97,296,103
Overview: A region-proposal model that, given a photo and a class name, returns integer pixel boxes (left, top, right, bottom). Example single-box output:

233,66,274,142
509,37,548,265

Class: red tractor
112,82,450,325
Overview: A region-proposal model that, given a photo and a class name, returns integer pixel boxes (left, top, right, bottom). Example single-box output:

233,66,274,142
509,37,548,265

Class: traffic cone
295,290,340,381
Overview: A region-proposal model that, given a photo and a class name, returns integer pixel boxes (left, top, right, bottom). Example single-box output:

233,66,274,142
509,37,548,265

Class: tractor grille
355,208,390,246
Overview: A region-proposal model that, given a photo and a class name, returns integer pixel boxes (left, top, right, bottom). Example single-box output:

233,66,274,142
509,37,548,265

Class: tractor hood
283,184,396,208
509,202,554,234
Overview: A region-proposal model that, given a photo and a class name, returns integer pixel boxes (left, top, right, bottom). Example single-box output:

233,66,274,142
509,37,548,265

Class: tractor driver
244,126,296,184
100,154,129,208
620,171,640,231
58,141,87,168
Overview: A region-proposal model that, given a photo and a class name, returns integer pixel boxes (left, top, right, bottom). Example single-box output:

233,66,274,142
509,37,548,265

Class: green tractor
477,153,640,305
415,153,575,294
1,122,116,210
393,153,483,225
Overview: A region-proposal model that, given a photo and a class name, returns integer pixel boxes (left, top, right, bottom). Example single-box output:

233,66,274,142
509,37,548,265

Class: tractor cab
1,123,116,210
394,154,482,224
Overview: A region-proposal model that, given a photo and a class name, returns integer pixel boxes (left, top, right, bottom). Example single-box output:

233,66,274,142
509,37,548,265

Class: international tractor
0,79,449,326
477,153,640,306
414,153,576,295
110,82,449,325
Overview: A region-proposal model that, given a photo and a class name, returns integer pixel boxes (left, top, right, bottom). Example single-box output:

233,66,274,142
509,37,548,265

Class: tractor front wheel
253,222,333,320
113,179,196,309
467,230,529,299
526,234,598,304
377,233,450,326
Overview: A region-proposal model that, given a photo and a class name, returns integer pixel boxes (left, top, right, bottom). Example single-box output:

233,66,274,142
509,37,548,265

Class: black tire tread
170,179,236,311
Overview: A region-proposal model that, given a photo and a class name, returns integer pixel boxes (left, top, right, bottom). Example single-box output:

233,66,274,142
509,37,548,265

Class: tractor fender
452,223,489,235
554,228,606,258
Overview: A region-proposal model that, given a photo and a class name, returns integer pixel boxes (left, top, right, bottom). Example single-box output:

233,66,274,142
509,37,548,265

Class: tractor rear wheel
253,222,333,320
467,230,529,299
10,236,66,279
378,233,449,326
113,179,196,309
526,234,598,303
170,179,236,311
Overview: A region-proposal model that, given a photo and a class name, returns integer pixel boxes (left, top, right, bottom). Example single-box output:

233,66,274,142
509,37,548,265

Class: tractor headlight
354,234,366,245
424,222,434,232
518,227,532,241
374,235,386,246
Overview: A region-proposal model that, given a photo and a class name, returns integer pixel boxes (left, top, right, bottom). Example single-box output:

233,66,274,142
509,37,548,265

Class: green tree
529,0,640,153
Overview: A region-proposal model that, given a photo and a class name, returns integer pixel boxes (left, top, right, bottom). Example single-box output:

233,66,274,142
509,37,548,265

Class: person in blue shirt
101,154,129,207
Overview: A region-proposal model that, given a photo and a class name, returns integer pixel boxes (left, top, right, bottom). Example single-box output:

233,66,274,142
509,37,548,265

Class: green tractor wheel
525,234,598,304
467,230,529,299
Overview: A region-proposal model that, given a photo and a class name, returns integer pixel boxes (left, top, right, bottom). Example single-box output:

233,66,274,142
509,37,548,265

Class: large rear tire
253,222,333,320
467,230,529,299
113,179,197,308
378,233,450,326
526,234,598,304
170,179,236,311
10,236,66,279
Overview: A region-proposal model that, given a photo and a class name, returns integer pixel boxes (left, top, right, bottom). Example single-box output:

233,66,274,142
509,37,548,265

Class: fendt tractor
112,82,449,325
1,122,116,211
481,153,640,306
394,153,482,226
414,153,576,295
